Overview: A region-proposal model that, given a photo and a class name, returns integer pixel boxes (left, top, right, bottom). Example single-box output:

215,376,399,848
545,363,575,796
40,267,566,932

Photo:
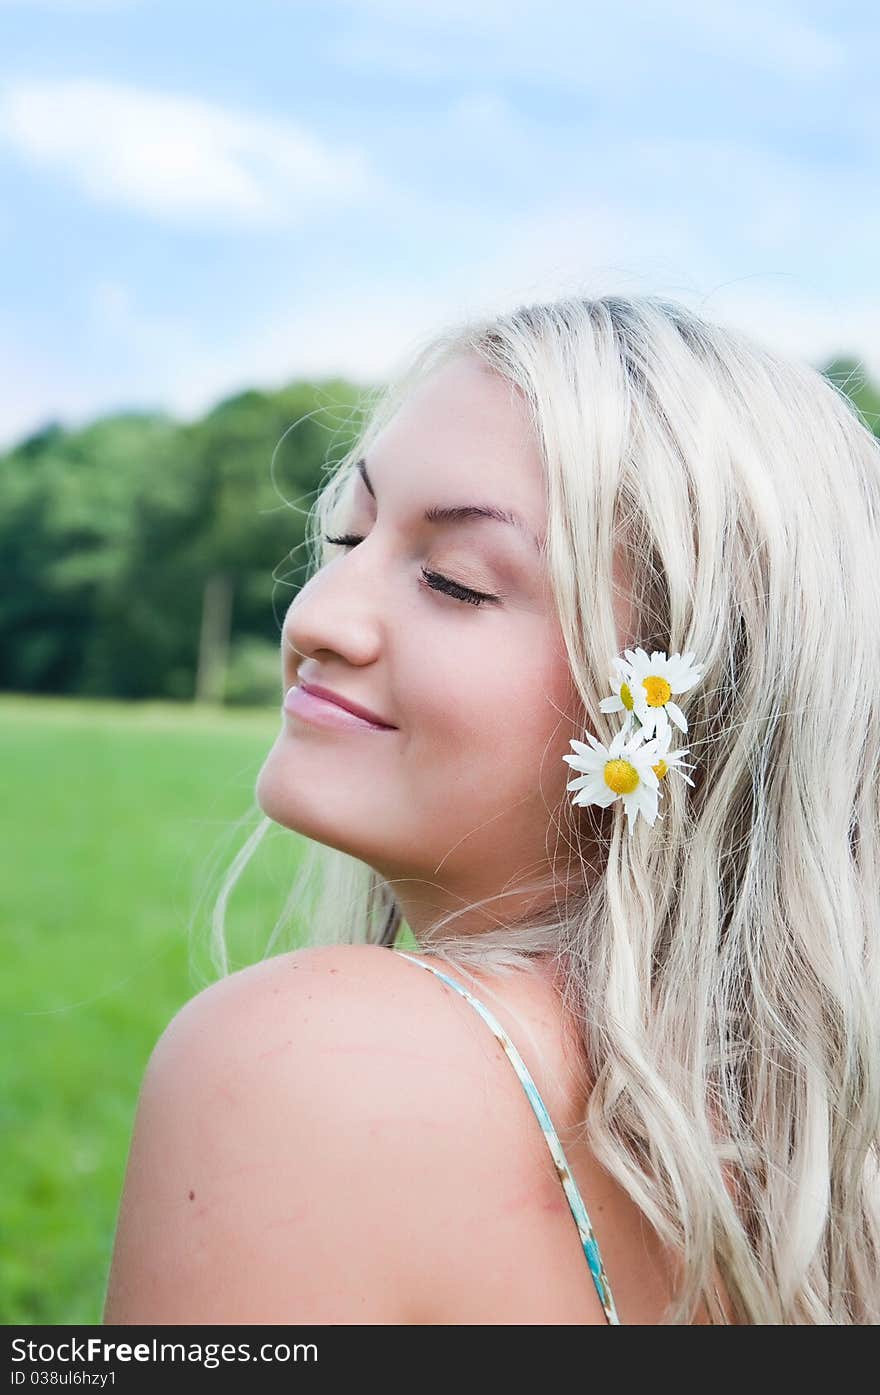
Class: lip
283,683,396,732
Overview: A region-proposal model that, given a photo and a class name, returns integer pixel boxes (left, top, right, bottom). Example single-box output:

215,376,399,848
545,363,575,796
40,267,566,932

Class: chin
254,753,393,867
255,754,327,838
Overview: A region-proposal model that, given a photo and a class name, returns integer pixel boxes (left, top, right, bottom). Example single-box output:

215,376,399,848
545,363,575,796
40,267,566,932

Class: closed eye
322,533,500,608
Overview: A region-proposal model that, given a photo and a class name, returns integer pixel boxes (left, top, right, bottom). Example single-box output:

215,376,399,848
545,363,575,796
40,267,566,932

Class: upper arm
102,945,434,1325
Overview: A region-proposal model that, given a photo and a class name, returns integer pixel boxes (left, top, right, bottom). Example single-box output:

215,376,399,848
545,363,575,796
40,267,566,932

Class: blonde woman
104,295,880,1324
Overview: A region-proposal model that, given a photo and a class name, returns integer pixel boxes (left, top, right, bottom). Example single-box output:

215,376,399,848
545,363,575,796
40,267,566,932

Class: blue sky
0,0,878,449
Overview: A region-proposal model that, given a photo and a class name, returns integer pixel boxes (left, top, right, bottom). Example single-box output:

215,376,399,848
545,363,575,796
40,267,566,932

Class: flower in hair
646,716,698,799
565,647,703,834
563,723,664,835
599,647,705,743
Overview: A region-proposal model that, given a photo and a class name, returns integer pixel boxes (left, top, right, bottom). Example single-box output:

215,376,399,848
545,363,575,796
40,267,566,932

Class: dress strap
394,950,621,1325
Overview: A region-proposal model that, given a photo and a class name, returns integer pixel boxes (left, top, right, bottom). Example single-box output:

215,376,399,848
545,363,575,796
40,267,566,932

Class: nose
282,540,386,679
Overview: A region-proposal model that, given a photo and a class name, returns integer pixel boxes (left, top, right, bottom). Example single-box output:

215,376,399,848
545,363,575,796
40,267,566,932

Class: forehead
367,354,546,524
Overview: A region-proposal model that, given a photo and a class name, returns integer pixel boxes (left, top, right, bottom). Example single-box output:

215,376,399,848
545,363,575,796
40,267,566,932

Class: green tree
73,380,367,701
0,413,176,692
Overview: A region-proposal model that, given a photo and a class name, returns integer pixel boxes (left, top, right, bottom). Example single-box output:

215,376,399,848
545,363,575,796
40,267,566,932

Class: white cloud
78,198,730,427
87,278,203,364
703,285,880,381
0,330,102,447
455,189,880,380
3,250,878,455
6,178,878,457
84,277,451,419
624,135,880,262
0,78,380,228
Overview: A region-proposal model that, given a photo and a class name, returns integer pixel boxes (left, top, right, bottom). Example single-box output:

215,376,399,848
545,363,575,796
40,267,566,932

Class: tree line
1,357,877,706
0,378,368,705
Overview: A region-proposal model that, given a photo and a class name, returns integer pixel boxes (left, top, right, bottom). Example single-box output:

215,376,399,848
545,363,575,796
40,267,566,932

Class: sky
0,0,878,450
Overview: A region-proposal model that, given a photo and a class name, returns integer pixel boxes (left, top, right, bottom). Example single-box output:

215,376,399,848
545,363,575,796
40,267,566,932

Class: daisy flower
648,718,698,789
598,654,647,737
601,647,705,742
563,722,664,836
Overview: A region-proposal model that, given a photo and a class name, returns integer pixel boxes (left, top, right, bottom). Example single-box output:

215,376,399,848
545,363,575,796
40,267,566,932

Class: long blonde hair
207,294,880,1323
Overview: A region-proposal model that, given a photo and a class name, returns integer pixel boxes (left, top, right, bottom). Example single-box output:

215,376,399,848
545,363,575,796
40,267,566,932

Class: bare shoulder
112,944,739,1327
102,943,484,1325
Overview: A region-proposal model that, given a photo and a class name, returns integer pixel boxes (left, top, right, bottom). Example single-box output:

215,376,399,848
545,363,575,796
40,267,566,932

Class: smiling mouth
283,684,397,732
297,680,395,728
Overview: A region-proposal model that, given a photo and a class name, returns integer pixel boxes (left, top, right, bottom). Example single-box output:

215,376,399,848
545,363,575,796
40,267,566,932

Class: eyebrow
356,458,543,552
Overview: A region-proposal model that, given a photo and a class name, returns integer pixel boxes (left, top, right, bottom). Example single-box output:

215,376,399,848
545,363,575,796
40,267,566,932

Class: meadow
0,693,327,1324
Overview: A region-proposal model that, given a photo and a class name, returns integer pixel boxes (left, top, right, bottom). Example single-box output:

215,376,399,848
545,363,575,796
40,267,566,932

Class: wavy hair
206,294,880,1323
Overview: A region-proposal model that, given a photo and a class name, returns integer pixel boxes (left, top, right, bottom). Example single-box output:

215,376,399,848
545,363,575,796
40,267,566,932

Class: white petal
636,785,659,822
670,653,704,690
565,763,595,781
596,790,620,808
563,750,599,766
574,786,617,809
624,647,649,672
666,701,688,733
569,737,602,757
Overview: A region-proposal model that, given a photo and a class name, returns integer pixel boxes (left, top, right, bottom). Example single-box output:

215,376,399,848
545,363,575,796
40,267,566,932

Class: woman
104,295,880,1324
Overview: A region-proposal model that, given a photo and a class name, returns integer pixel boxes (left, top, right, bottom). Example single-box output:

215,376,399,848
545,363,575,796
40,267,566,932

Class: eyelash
321,534,499,608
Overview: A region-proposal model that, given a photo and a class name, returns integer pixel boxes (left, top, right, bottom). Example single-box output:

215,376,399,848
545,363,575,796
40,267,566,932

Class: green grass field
0,693,323,1324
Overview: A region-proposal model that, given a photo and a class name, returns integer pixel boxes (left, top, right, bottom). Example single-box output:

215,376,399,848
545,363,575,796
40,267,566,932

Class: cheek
521,655,579,760
443,632,576,778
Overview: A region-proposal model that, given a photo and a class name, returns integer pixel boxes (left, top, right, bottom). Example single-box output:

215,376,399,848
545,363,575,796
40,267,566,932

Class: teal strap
394,951,621,1325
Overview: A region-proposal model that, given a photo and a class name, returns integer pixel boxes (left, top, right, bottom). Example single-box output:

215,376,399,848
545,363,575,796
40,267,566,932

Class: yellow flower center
642,674,672,708
604,759,640,795
652,758,668,780
620,681,635,711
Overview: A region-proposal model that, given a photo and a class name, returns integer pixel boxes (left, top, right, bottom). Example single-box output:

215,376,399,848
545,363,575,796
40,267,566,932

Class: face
256,353,588,939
